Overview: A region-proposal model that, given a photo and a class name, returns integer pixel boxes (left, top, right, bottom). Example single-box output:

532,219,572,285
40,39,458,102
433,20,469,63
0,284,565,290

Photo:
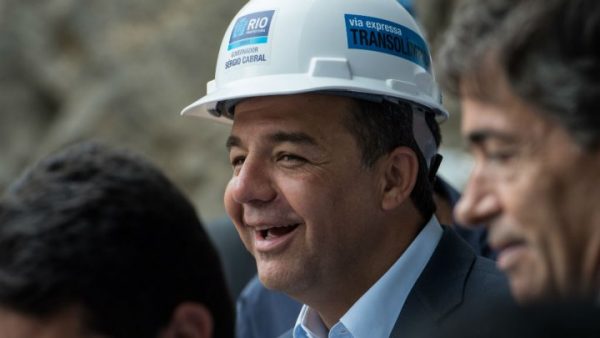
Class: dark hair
438,0,600,150
0,142,234,338
343,99,440,220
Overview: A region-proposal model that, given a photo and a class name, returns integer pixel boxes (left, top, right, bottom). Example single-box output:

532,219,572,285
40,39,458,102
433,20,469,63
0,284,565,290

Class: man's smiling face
224,93,388,301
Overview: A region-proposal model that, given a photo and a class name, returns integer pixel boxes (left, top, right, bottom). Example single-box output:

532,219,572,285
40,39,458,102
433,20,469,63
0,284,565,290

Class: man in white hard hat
438,0,600,304
182,0,511,337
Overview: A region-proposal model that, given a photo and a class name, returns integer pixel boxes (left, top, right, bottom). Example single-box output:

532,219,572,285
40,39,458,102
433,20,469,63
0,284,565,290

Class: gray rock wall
0,0,246,221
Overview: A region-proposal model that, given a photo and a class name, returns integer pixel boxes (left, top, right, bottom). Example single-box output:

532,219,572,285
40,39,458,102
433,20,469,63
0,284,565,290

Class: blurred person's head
0,141,234,338
439,0,600,303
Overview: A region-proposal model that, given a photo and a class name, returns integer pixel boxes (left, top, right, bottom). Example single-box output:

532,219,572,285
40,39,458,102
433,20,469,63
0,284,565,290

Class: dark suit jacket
279,226,512,338
390,226,511,338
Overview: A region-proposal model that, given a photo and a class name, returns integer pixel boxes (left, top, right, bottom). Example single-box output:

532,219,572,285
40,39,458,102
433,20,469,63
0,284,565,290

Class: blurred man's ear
159,302,213,338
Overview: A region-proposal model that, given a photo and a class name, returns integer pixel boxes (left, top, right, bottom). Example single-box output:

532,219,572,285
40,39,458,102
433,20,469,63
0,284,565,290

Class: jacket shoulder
463,255,510,299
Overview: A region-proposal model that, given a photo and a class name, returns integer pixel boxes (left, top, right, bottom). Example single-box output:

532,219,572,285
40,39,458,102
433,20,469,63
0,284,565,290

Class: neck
579,155,600,301
596,274,600,306
581,206,600,301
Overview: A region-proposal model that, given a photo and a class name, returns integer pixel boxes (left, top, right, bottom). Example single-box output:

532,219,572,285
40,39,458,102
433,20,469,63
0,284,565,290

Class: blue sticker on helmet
228,10,275,51
345,14,431,72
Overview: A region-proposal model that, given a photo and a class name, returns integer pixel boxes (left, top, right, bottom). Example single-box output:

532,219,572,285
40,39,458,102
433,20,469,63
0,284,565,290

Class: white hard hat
182,0,447,119
181,0,448,166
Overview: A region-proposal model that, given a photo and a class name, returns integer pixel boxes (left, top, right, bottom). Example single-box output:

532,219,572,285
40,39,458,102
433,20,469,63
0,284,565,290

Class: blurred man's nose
454,167,501,227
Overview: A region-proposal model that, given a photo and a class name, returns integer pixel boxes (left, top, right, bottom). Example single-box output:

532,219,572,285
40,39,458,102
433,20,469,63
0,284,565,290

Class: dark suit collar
391,226,476,336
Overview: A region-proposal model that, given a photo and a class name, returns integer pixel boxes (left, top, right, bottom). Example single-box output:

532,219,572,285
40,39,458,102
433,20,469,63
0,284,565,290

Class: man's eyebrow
466,129,516,145
225,132,318,151
226,135,241,150
268,131,318,146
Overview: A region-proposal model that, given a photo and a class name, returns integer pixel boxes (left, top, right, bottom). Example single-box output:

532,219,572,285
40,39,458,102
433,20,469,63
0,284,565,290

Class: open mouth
494,239,528,272
257,223,300,240
494,239,527,253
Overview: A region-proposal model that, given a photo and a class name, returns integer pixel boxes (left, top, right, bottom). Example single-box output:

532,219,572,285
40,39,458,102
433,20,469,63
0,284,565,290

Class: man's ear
380,146,418,211
159,302,213,338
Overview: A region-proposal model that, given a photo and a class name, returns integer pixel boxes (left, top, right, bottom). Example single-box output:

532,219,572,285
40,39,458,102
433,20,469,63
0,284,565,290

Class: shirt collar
294,217,443,338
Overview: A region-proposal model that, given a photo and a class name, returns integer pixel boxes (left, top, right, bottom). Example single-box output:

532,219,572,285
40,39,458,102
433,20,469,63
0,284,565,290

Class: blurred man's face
454,81,600,303
0,306,105,338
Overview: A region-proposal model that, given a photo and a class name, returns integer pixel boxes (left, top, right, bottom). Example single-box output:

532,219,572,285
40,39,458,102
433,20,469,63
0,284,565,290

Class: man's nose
454,166,500,227
230,157,277,205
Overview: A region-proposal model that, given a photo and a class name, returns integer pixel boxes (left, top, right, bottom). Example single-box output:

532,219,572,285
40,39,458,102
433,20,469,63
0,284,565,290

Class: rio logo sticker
224,10,275,70
228,10,275,51
345,14,431,73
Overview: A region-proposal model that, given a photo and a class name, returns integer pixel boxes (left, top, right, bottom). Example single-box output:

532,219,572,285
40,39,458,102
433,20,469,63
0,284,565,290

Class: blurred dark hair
0,141,234,338
438,0,600,150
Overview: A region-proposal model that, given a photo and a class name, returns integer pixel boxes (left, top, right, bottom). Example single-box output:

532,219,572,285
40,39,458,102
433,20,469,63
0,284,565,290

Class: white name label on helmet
224,10,274,70
345,14,431,73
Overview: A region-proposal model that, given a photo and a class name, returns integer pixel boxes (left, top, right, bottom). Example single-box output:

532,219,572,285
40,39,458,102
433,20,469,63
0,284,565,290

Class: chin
257,262,292,289
509,276,551,304
259,266,311,297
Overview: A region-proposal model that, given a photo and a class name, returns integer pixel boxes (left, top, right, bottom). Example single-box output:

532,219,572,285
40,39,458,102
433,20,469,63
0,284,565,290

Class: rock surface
0,0,246,221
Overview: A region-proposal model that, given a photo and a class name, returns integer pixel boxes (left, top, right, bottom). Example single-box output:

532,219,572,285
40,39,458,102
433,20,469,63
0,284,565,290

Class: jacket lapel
390,226,476,337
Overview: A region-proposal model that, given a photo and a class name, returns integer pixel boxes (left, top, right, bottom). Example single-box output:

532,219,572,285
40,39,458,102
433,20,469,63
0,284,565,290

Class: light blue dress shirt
293,217,443,338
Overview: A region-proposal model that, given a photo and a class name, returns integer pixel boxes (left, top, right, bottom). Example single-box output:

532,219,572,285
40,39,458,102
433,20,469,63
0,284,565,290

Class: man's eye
281,154,303,161
230,156,245,167
486,150,515,163
277,153,307,165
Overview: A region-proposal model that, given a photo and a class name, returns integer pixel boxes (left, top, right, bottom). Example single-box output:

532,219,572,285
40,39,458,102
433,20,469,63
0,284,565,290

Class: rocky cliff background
0,0,468,223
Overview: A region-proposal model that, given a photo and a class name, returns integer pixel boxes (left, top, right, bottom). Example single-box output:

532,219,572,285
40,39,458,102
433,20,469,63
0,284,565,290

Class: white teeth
252,223,298,231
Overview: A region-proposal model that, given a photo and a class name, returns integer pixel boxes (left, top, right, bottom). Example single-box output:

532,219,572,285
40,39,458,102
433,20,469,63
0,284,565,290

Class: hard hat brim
181,73,449,122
